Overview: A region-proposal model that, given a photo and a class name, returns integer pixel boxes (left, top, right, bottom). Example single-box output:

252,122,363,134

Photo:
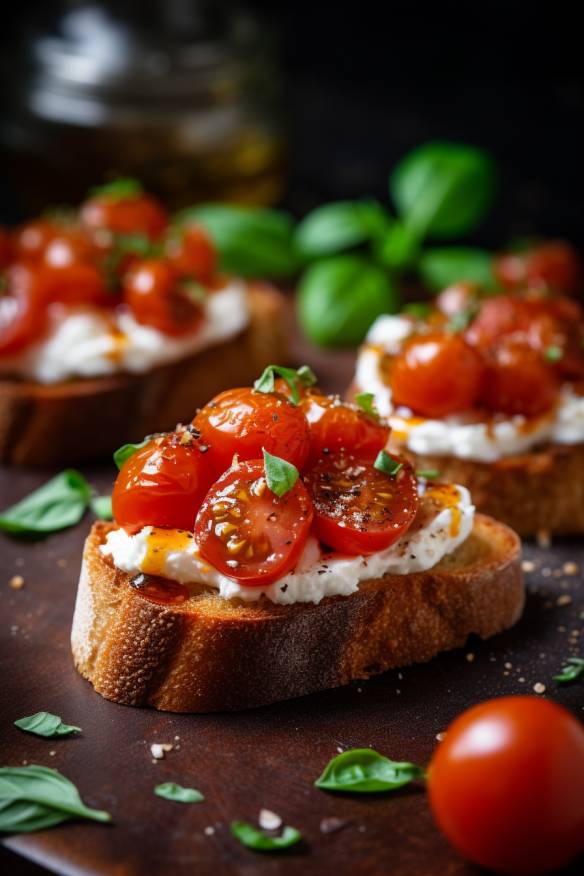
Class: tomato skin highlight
194,388,311,480
306,453,418,555
428,696,584,875
122,259,203,336
390,332,485,418
195,459,313,585
301,393,389,466
112,432,214,531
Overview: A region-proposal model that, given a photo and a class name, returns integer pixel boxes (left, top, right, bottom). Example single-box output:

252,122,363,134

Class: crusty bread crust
401,443,584,537
0,285,286,466
71,516,524,712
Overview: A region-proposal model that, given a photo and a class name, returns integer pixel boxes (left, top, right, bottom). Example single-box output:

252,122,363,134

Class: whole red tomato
428,696,584,874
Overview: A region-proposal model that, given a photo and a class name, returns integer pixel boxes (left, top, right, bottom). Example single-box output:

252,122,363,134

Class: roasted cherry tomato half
112,432,214,531
166,225,217,282
122,259,204,335
306,453,418,555
495,241,583,298
193,388,311,480
42,262,110,307
80,188,167,240
481,339,559,417
428,696,584,875
301,393,389,466
389,332,485,418
195,459,313,585
0,264,49,356
11,219,62,263
42,229,96,271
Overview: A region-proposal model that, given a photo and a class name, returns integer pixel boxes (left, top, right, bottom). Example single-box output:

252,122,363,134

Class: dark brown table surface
1,325,584,876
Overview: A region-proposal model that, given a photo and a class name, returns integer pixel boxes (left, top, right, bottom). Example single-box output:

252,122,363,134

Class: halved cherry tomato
390,332,485,417
193,388,311,480
305,453,418,554
112,431,214,531
122,259,203,335
166,225,217,282
0,264,49,356
42,262,110,307
495,241,583,298
428,696,584,875
42,230,96,270
11,219,62,263
301,393,389,466
195,459,313,585
0,227,12,267
80,189,167,240
481,339,559,417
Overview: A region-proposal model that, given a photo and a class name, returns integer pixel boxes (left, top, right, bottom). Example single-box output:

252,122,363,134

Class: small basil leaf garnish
418,247,497,292
14,712,81,738
113,439,150,470
374,450,403,477
403,302,432,319
415,469,441,480
0,765,112,833
154,783,204,803
263,450,299,498
90,495,113,521
90,178,143,200
354,392,379,419
446,306,478,334
230,820,302,852
0,470,92,535
554,657,584,684
544,345,563,363
315,748,425,793
254,364,317,404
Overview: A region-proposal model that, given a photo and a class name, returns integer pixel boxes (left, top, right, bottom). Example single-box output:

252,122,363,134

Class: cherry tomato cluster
390,270,584,419
112,376,419,585
0,181,217,356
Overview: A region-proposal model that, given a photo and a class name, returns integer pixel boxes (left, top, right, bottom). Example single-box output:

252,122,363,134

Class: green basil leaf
295,200,391,258
154,783,204,803
174,204,298,277
263,450,299,498
544,345,563,363
354,392,378,418
90,178,143,200
415,469,441,480
374,450,403,477
554,657,584,683
403,302,432,319
446,306,479,334
297,255,400,348
418,247,497,292
0,765,112,833
90,495,113,521
230,820,302,851
390,142,496,239
315,748,425,793
0,470,92,535
113,439,150,470
373,220,421,270
254,364,317,404
14,712,81,738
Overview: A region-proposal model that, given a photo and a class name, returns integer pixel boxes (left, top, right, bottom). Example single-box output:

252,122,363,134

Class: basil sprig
14,712,81,738
315,748,425,793
113,438,150,470
230,820,302,852
554,657,584,684
154,783,204,803
295,199,390,258
263,450,299,498
0,470,92,535
254,364,317,404
90,178,143,200
0,765,111,833
354,392,379,419
374,450,403,477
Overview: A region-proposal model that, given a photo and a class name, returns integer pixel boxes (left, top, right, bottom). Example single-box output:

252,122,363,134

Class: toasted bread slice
0,285,285,466
401,443,584,537
71,516,523,712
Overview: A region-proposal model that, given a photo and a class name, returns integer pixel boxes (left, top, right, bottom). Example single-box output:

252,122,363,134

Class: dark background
0,0,582,249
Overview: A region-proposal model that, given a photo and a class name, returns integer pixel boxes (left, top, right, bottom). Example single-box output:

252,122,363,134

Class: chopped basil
416,469,441,480
354,392,379,419
254,364,317,404
315,748,426,793
554,657,584,684
14,712,81,738
374,450,403,477
154,783,204,803
0,470,92,535
113,439,150,470
90,495,113,521
446,306,477,333
263,450,299,498
230,820,302,852
179,279,207,304
90,178,143,200
544,345,563,363
0,765,111,833
403,302,432,319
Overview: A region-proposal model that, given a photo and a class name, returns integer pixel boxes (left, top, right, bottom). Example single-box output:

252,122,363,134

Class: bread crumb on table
563,561,579,576
521,560,536,573
258,809,282,831
536,530,551,549
557,595,573,607
533,682,546,694
150,742,173,760
9,575,25,590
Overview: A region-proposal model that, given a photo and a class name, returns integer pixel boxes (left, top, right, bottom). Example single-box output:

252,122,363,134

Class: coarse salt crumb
536,530,551,549
204,826,215,836
258,809,282,831
466,653,475,662
518,677,526,683
563,562,579,576
504,662,512,669
436,732,446,742
57,558,68,568
557,595,572,607
320,816,348,834
9,575,24,590
533,683,546,694
49,751,56,757
150,743,173,760
521,560,536,572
